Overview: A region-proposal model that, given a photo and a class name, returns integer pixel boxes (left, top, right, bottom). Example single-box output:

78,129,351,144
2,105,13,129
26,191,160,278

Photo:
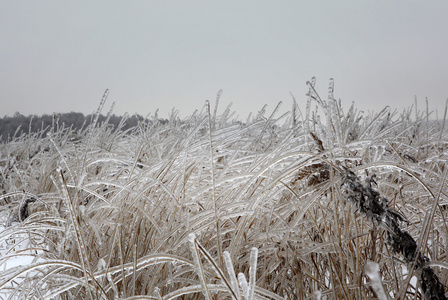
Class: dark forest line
0,112,167,142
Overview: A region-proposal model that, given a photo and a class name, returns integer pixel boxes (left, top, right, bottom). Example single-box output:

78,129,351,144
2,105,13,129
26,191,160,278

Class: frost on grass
342,169,446,299
364,261,388,300
0,80,447,299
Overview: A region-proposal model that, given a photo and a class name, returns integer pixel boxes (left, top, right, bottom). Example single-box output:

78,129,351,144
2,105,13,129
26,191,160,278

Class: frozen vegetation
1,79,447,299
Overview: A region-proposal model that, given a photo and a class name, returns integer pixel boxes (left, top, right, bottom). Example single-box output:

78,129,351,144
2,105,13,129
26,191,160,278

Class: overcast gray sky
1,1,447,119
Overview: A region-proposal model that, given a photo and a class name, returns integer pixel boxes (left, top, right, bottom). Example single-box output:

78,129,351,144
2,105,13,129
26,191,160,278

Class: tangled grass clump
0,79,447,299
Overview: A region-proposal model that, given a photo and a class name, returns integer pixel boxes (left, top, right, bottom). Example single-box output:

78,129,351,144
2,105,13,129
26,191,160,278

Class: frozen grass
0,79,447,299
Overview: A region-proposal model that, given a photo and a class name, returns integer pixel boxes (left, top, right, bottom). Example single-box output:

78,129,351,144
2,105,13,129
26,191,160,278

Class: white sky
1,1,448,119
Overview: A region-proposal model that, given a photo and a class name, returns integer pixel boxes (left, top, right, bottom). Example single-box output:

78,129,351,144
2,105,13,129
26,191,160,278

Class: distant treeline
0,112,167,142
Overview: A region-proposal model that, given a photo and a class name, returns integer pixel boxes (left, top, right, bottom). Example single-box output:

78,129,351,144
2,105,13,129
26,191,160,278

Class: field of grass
1,79,447,299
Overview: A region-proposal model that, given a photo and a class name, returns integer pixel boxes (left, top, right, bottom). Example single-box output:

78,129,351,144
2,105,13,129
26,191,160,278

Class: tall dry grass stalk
0,81,447,299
